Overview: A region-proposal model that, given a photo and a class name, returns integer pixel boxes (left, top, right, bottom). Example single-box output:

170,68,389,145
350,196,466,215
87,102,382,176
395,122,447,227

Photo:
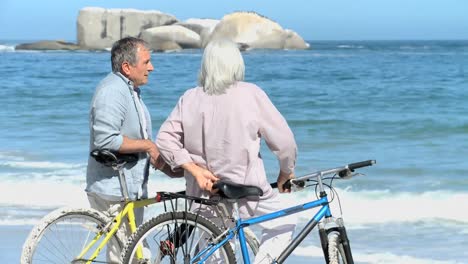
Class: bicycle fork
318,217,354,264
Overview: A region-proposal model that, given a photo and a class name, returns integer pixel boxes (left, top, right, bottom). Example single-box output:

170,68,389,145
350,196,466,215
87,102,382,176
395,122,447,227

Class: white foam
0,179,88,208
292,244,324,257
0,44,15,52
353,251,460,264
147,175,186,193
270,187,468,226
0,172,185,225
293,245,460,264
337,45,365,49
0,160,84,169
2,173,468,226
333,188,468,225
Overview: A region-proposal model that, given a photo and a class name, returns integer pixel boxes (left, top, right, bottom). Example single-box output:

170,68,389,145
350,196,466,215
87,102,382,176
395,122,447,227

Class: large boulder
77,7,178,50
177,18,219,47
207,12,309,50
15,40,81,50
140,25,201,51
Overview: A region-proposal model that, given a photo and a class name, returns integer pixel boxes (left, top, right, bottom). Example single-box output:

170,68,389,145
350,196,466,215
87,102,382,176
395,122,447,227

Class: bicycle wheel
121,211,236,264
327,231,351,264
21,207,124,264
243,227,259,255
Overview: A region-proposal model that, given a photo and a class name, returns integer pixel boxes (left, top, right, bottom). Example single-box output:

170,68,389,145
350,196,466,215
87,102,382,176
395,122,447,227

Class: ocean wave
294,245,460,264
269,188,468,226
0,175,186,225
2,175,468,226
337,45,365,49
0,172,185,208
0,151,25,161
0,180,88,208
0,150,86,170
0,160,85,169
0,44,15,52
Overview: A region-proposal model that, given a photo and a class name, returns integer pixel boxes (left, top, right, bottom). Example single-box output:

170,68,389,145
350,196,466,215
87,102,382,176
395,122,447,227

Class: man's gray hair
111,37,150,73
198,38,245,95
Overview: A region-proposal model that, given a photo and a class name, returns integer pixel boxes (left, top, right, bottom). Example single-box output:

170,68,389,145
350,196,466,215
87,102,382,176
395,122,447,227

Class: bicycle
20,149,260,264
121,159,376,264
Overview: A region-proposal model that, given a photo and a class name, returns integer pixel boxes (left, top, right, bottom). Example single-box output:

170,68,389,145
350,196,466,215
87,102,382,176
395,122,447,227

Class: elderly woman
156,38,297,263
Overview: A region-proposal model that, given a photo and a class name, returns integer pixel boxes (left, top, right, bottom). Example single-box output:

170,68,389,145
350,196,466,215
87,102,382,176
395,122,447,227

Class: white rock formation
178,19,219,46
140,25,201,51
207,12,309,50
77,7,177,50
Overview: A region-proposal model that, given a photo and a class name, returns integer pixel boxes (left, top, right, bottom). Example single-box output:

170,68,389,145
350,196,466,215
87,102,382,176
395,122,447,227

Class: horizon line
1,38,468,44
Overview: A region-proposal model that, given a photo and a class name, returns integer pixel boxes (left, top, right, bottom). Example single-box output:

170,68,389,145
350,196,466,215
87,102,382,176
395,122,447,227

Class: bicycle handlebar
153,160,376,199
282,159,376,190
348,160,375,171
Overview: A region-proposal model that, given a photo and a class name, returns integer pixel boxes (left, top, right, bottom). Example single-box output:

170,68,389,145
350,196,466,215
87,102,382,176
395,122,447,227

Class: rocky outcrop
177,19,219,47
16,8,309,52
15,40,81,50
140,25,201,51
77,7,177,50
207,12,309,50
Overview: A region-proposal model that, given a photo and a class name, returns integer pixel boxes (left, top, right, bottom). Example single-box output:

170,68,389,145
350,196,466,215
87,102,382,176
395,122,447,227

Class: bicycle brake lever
290,180,305,191
338,169,353,179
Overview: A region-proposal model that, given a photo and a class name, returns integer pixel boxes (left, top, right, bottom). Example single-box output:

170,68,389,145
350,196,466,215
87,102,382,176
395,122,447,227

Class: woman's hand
182,162,219,191
277,170,295,193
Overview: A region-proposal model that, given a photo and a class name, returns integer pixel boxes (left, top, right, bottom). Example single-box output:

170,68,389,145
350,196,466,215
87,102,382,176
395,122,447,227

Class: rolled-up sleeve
257,90,297,174
156,97,192,170
91,87,126,151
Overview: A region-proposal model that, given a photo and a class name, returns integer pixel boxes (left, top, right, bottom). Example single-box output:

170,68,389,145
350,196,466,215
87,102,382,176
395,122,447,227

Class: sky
0,0,467,41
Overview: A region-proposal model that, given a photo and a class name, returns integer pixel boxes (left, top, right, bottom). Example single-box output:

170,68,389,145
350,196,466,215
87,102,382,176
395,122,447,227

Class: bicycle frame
193,160,376,264
194,195,332,264
76,157,157,263
75,198,155,263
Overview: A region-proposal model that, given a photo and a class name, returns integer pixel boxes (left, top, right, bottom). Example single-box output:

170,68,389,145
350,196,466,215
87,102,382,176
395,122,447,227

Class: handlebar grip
270,180,294,190
348,160,376,171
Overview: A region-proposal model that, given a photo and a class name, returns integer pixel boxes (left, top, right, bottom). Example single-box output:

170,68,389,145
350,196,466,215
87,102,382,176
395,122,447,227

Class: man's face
127,45,154,87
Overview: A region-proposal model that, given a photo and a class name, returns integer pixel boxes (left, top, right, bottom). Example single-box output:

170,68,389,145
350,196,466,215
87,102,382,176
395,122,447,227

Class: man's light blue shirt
86,72,152,201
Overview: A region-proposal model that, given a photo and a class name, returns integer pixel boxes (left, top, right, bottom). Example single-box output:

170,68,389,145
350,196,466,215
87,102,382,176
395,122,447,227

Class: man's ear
121,62,131,75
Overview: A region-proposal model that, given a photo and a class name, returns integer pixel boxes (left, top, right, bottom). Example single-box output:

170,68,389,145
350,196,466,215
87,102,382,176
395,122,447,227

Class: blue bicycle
121,160,376,264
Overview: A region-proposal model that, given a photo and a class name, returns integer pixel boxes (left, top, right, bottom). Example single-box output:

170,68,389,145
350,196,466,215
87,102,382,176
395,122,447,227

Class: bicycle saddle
90,149,138,167
213,181,263,200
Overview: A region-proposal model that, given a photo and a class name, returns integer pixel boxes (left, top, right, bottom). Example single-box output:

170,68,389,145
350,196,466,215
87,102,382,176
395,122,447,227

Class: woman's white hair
198,38,245,95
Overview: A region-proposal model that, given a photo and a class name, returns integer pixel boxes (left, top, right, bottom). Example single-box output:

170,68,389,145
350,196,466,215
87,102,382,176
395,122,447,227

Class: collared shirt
157,81,297,201
86,72,152,200
133,87,148,140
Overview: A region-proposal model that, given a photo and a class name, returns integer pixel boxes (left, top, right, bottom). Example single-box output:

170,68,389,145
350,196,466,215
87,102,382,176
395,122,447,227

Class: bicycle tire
121,211,236,264
327,231,350,264
21,207,124,264
243,227,260,255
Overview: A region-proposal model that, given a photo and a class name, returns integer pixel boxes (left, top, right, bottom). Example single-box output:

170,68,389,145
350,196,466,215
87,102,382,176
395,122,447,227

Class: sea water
1,40,467,263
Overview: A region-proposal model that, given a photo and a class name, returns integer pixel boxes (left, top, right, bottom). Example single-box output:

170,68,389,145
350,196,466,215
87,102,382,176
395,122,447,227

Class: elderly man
86,37,159,261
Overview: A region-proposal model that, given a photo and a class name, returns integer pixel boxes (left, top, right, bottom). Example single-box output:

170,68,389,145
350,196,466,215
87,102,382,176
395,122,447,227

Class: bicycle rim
122,211,236,264
21,208,122,264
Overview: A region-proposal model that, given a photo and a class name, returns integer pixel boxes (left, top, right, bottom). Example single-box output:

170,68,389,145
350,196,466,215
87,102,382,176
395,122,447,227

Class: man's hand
182,162,219,192
145,140,163,168
154,156,184,178
277,170,295,193
119,137,162,168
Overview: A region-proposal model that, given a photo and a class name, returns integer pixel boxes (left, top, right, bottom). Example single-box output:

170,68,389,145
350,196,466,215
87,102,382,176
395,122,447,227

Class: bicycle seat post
112,161,131,202
230,199,240,221
228,199,243,255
